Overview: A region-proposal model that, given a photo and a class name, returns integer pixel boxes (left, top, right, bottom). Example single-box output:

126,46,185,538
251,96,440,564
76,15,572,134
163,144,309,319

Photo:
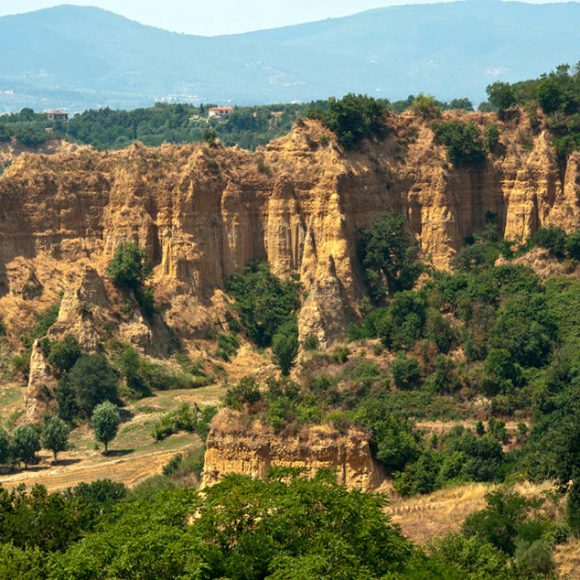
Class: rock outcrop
0,115,577,348
24,339,57,422
202,409,383,490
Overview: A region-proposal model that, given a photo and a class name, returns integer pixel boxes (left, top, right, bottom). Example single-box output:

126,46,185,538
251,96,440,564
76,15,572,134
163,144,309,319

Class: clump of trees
433,120,486,166
306,93,389,148
358,211,422,303
227,261,301,375
0,418,71,469
106,242,154,318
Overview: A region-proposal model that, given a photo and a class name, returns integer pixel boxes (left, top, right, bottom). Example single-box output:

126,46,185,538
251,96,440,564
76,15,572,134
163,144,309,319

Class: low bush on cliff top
433,119,486,167
306,93,389,148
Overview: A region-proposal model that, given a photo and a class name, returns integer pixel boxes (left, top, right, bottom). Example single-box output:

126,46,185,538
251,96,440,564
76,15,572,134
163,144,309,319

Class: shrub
308,93,388,148
225,377,262,410
567,479,580,537
106,242,152,290
332,346,350,364
391,354,422,390
216,333,240,361
91,402,121,454
47,335,81,374
227,261,300,348
484,124,501,151
0,426,10,464
532,226,567,258
433,120,486,167
303,334,320,351
272,318,299,376
565,228,580,260
515,540,556,577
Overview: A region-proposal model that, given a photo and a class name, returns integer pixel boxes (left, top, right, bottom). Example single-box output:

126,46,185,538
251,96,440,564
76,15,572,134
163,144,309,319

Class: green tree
565,229,580,260
532,226,567,258
225,377,262,410
57,354,119,420
91,402,121,454
486,82,517,112
433,120,486,167
10,425,41,468
308,93,388,148
391,354,422,390
0,426,10,464
272,318,299,376
47,335,81,374
358,212,422,302
105,242,152,290
227,261,300,348
42,417,70,462
567,479,580,537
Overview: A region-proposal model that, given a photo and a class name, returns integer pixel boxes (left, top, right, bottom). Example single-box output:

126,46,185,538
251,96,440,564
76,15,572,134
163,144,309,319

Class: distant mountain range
0,1,579,112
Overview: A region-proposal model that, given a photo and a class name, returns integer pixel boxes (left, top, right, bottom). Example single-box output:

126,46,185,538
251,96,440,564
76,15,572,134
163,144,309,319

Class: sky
0,0,565,36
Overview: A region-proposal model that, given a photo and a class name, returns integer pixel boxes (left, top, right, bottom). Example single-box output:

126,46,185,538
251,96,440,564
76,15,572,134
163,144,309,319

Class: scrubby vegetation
0,473,570,579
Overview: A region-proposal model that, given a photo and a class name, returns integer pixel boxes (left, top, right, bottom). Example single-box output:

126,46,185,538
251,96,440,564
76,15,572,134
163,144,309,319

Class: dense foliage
227,261,300,349
306,93,389,148
484,63,579,161
433,120,487,167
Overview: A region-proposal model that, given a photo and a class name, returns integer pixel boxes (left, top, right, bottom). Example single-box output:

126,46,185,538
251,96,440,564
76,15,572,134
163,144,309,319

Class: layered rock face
0,115,577,348
202,409,383,490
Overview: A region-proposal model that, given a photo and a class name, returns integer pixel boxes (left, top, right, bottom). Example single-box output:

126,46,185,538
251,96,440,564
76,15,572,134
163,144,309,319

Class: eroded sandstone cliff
0,113,577,354
202,409,383,490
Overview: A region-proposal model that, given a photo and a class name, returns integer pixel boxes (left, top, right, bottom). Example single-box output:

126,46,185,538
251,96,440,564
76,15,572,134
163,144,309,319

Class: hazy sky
0,0,564,35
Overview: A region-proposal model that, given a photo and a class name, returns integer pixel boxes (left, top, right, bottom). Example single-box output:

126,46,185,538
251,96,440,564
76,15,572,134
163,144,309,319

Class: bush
105,242,152,290
391,354,422,390
91,402,121,454
307,93,388,148
272,318,299,376
227,261,300,348
433,120,486,167
565,228,580,260
484,124,501,151
303,334,320,351
532,227,567,258
0,426,10,464
515,540,556,577
567,479,580,537
216,333,240,361
47,335,81,374
225,377,262,410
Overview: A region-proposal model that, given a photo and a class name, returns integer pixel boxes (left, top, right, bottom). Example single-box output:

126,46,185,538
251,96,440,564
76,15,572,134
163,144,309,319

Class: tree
272,318,299,376
567,479,580,537
227,261,300,348
225,377,262,410
105,242,151,290
0,426,10,464
358,212,422,303
391,354,422,390
486,82,517,112
57,354,119,420
42,417,70,462
47,335,81,374
308,93,388,148
433,120,486,167
10,425,41,468
91,402,121,454
532,227,567,258
566,229,580,260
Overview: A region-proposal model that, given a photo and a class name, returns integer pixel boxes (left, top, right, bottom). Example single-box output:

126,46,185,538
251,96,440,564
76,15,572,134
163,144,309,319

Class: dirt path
0,435,199,491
